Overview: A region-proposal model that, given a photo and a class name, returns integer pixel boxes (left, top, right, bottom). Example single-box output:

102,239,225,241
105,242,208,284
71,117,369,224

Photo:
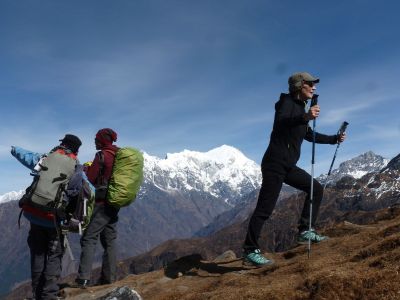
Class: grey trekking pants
78,203,119,283
28,223,64,300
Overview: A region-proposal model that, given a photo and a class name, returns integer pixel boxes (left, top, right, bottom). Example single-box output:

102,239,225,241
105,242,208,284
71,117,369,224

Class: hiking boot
297,229,328,244
71,278,90,289
243,249,274,267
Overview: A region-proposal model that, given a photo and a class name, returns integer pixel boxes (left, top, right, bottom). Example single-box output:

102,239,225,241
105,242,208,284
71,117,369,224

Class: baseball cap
288,72,319,92
59,134,82,153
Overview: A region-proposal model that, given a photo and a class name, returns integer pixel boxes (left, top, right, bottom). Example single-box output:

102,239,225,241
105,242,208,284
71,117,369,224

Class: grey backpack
31,149,77,208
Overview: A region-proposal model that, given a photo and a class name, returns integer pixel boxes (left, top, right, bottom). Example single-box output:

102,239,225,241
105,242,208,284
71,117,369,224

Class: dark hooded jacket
262,93,338,170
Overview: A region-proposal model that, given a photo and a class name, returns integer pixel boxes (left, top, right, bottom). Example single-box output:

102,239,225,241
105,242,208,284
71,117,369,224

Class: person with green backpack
75,128,143,288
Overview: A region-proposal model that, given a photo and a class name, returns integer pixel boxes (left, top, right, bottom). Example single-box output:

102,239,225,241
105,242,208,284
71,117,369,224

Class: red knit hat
95,128,117,146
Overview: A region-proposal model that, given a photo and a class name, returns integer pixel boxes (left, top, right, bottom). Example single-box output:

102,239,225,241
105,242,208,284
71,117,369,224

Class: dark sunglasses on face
304,81,316,87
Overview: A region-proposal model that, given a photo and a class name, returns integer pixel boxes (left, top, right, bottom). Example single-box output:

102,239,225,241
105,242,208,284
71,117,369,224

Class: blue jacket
11,146,41,172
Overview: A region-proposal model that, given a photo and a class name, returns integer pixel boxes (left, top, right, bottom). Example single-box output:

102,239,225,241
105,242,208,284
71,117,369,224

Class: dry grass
60,210,400,299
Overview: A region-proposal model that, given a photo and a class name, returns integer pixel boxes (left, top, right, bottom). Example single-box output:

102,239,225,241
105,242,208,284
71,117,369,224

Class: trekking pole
323,121,349,190
308,94,318,259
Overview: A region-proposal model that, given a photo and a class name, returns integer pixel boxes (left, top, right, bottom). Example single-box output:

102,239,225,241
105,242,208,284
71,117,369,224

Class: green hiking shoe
297,229,329,244
243,249,274,267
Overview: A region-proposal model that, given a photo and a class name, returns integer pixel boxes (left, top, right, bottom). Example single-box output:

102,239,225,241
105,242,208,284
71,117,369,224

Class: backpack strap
18,209,23,229
18,175,40,229
97,151,105,186
97,149,117,186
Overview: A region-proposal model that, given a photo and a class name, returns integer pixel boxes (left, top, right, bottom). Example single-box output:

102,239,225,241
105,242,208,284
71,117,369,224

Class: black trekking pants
78,203,119,284
243,164,323,252
28,223,64,300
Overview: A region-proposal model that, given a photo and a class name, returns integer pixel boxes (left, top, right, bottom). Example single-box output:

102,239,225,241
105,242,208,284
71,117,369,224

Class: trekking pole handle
311,94,319,107
338,121,349,135
337,121,349,144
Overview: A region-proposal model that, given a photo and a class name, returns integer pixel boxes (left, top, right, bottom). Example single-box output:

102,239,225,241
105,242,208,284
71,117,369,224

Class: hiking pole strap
18,209,23,229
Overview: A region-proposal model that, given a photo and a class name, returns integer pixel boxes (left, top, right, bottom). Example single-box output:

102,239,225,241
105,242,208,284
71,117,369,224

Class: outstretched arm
11,146,43,171
304,127,339,144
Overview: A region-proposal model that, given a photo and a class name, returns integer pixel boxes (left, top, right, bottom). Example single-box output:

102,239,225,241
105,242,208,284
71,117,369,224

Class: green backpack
106,147,144,208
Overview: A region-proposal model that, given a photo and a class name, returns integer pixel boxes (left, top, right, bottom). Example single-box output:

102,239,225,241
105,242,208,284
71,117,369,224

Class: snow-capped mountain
0,190,24,204
319,151,389,185
142,145,261,205
2,145,261,207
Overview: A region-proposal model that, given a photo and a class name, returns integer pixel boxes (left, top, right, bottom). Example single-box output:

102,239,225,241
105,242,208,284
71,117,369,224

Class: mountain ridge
1,149,390,205
319,150,388,185
142,144,261,206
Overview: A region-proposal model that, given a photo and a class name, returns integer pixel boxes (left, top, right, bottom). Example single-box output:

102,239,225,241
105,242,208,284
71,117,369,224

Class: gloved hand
83,161,92,172
337,132,346,143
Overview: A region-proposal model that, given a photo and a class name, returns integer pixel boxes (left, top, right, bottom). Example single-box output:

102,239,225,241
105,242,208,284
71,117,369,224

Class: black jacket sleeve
305,126,338,144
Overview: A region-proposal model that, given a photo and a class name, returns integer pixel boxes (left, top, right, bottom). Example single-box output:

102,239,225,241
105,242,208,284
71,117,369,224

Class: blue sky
1,0,399,194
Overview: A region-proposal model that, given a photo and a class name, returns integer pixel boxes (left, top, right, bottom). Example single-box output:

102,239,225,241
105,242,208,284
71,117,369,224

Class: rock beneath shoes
97,286,142,300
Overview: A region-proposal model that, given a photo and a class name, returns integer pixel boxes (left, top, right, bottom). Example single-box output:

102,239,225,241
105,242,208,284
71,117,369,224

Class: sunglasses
304,81,316,87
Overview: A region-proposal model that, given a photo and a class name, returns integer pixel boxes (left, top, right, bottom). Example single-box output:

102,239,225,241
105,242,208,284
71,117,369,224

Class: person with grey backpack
12,134,83,300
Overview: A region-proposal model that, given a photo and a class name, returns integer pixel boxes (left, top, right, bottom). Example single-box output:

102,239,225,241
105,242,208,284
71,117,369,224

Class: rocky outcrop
381,153,400,172
97,287,142,300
